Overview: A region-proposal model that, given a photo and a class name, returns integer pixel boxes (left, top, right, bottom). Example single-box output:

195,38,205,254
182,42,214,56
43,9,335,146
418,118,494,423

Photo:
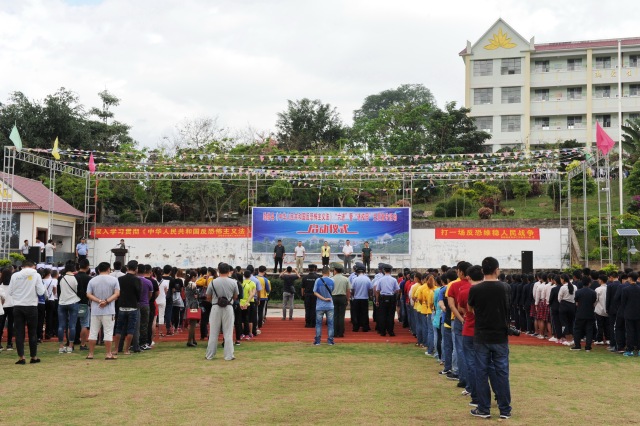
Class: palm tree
622,117,640,163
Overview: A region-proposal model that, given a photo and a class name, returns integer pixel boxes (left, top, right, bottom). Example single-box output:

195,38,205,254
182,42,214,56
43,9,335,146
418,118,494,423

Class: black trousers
273,257,283,273
378,295,396,335
518,305,527,331
574,318,594,350
250,303,258,335
615,314,626,350
241,306,251,336
37,303,46,340
559,301,575,338
45,300,58,338
304,293,316,327
363,259,370,274
625,318,640,352
321,256,329,267
200,301,212,339
333,295,347,337
608,310,617,348
524,304,534,333
258,299,268,327
551,309,561,338
147,303,155,345
13,305,38,358
0,306,14,347
234,305,242,341
351,299,370,331
596,314,609,342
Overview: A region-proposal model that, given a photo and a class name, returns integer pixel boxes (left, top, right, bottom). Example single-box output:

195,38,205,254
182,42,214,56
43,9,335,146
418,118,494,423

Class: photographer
467,257,512,420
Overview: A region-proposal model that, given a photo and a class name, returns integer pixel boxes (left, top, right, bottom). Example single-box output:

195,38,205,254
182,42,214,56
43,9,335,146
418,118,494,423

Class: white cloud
1,0,640,147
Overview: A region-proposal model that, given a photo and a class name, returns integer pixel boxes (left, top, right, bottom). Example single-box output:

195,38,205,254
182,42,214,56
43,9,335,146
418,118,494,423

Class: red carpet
154,317,551,346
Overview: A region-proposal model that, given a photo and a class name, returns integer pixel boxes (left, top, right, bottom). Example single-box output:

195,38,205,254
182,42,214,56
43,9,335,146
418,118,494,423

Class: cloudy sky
2,0,640,147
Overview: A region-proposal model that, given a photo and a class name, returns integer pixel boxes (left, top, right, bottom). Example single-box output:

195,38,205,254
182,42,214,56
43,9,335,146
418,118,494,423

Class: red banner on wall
93,226,251,239
435,228,540,240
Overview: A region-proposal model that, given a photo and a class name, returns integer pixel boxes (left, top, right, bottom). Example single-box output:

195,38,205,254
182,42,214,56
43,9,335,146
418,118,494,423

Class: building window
630,84,640,96
534,89,549,101
567,87,583,100
474,116,493,133
567,58,583,71
596,114,611,128
534,60,550,72
630,55,639,68
501,115,521,132
473,60,493,76
595,57,611,69
501,58,521,75
534,117,550,130
473,88,493,105
567,116,583,129
595,85,611,98
501,87,521,104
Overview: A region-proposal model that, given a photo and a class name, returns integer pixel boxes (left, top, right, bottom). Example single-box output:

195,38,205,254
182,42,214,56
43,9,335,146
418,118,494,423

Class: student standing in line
620,273,640,356
570,278,597,352
557,274,576,346
594,274,609,345
548,275,562,343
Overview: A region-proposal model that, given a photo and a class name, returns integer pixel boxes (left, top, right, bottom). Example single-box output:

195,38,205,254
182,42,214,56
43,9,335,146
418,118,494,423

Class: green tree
88,90,135,151
353,83,436,121
622,117,640,163
267,180,293,206
276,98,345,153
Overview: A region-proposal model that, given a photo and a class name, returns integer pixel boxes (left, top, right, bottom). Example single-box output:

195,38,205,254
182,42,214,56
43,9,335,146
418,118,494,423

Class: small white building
0,173,84,261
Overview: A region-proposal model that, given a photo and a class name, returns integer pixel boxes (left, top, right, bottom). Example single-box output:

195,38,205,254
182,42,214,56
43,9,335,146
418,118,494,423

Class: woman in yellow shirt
423,274,437,356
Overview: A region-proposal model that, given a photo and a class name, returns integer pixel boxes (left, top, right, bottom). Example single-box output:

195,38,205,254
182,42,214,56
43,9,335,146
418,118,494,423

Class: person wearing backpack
205,263,239,361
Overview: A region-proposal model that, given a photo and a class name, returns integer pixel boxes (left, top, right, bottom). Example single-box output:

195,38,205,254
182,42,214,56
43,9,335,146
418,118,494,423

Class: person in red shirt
447,261,472,386
457,265,484,406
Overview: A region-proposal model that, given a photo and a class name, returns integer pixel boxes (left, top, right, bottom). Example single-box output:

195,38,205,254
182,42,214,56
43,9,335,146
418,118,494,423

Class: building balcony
530,98,587,116
530,69,587,87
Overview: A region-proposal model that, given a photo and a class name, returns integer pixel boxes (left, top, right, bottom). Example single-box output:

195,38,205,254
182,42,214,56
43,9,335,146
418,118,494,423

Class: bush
266,277,302,300
601,264,618,274
119,211,138,223
433,196,475,218
478,207,493,219
9,252,25,263
479,196,500,211
0,259,12,268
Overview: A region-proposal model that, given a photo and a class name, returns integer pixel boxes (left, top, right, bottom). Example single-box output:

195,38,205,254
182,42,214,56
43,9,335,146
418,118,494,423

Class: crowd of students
0,259,276,362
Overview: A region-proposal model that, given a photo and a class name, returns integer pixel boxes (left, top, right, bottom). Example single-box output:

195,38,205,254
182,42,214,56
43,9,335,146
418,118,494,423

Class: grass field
1,341,638,425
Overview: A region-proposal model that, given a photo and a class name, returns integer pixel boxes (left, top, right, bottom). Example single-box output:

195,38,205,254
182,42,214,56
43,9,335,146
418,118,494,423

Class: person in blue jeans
448,261,472,388
468,257,512,420
313,266,335,345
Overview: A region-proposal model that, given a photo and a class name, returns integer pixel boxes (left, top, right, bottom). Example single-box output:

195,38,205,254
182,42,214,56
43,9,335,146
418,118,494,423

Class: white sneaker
562,341,573,346
549,337,558,343
256,329,262,335
59,347,66,354
537,335,544,340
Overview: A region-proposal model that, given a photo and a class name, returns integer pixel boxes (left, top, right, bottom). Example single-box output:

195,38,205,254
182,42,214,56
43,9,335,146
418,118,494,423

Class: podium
111,248,128,265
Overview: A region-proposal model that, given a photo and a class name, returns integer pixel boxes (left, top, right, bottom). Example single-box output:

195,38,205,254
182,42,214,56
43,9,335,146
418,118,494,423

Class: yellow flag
52,137,60,160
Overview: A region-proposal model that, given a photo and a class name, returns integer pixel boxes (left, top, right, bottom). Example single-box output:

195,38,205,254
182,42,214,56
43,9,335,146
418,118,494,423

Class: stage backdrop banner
252,207,411,254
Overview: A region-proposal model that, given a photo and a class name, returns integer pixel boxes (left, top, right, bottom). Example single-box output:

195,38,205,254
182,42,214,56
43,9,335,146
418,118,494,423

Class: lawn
0,341,638,425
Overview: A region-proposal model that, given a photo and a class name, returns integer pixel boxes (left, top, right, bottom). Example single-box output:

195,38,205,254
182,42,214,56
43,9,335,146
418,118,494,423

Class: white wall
93,227,566,270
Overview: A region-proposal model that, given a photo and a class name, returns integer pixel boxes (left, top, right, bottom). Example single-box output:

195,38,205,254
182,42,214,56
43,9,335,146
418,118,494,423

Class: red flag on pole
596,121,615,155
88,152,96,174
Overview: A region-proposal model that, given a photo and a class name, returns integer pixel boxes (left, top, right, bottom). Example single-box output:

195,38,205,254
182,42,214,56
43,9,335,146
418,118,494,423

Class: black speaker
521,251,533,274
28,247,41,263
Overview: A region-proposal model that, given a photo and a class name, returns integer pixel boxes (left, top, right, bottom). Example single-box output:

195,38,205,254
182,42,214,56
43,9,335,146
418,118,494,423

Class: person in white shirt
35,238,45,263
594,274,609,345
21,240,29,256
57,263,80,354
8,260,45,364
44,240,56,264
342,240,354,273
294,241,306,272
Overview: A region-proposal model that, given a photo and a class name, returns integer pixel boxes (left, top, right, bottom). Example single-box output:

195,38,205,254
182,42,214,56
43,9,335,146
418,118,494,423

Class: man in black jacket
571,281,597,352
301,264,320,328
605,272,621,351
75,259,92,350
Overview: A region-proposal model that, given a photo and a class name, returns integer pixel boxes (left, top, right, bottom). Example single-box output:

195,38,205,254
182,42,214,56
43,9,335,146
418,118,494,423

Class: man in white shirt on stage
294,241,306,272
342,240,354,273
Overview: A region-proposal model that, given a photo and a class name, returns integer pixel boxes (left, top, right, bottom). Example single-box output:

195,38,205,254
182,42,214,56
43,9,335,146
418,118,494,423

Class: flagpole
618,39,624,221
